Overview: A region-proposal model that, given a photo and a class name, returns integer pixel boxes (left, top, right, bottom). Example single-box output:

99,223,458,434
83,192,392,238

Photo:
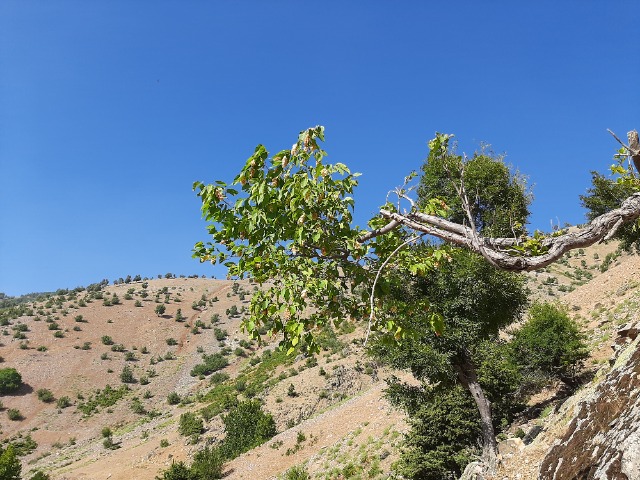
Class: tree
0,444,21,480
0,368,22,394
373,248,528,470
219,400,276,458
155,304,166,317
510,303,588,383
193,126,639,473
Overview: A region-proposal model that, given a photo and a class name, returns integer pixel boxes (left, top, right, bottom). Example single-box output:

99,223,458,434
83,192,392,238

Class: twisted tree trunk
455,352,498,473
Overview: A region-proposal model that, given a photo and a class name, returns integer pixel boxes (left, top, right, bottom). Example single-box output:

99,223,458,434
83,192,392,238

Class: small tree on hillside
510,303,588,384
0,444,21,480
193,126,640,474
155,304,166,317
0,368,22,394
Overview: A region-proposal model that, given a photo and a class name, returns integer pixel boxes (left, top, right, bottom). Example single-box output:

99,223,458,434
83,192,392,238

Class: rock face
539,334,640,479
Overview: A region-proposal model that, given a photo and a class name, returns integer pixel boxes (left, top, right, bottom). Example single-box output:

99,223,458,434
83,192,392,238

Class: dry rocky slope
3,238,640,479
1,277,404,479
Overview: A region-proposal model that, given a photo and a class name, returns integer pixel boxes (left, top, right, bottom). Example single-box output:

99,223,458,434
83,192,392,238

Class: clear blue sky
1,2,638,296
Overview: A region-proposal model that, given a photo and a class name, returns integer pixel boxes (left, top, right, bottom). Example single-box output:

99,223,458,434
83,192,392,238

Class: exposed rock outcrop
539,327,640,479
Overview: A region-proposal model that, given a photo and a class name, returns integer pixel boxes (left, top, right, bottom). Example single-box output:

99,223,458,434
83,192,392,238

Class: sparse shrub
7,408,22,421
101,426,112,438
214,328,227,341
287,384,297,397
37,388,55,403
30,471,50,480
166,338,178,346
120,365,135,383
155,304,166,316
210,372,229,385
56,396,71,409
190,353,228,377
167,392,181,405
160,439,169,448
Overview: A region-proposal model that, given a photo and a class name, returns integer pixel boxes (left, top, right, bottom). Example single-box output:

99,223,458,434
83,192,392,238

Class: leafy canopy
193,126,448,353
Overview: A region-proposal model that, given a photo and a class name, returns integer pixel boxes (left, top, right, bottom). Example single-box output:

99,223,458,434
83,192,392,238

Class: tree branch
362,193,640,272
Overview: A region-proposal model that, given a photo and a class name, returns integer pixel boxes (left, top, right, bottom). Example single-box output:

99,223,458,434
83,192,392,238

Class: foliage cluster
77,384,129,416
163,401,276,480
0,368,22,394
190,353,229,377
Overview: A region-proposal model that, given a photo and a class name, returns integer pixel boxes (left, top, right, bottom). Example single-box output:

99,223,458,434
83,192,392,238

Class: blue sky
1,2,638,296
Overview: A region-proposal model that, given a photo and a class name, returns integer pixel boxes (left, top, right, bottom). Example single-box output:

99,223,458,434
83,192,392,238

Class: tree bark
455,352,498,473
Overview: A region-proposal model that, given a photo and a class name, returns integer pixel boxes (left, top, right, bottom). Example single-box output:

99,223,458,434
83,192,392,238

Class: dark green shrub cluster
0,368,22,394
161,401,275,479
510,303,589,382
37,388,55,403
190,353,228,377
178,412,203,441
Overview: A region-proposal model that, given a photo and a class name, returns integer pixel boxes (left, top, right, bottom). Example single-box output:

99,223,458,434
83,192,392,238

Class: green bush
37,388,55,403
167,392,181,405
190,353,228,377
178,412,203,441
120,365,135,383
391,384,480,480
219,400,276,459
0,368,22,394
510,303,589,381
282,465,310,480
191,446,224,479
7,408,22,421
0,444,21,480
158,461,197,480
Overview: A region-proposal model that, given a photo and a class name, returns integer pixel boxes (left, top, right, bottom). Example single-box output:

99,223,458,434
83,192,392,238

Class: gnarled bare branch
360,192,640,272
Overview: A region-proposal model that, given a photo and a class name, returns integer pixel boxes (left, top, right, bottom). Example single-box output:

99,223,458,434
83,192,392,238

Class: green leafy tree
0,444,21,480
219,400,276,459
155,304,166,317
0,368,22,394
192,126,638,474
193,126,449,354
178,412,203,441
374,248,528,471
510,303,588,383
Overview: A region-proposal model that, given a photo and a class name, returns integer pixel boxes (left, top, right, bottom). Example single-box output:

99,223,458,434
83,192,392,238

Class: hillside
1,238,639,480
1,277,404,479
